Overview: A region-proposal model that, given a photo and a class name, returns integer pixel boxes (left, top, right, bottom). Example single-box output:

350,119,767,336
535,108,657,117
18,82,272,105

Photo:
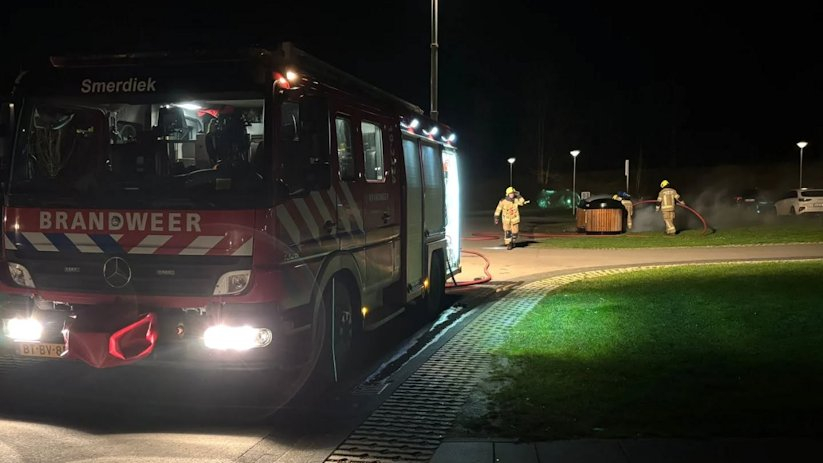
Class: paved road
2,216,821,463
461,242,823,283
459,216,823,282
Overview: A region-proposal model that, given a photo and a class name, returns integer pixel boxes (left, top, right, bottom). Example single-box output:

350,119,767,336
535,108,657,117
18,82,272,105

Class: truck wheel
320,277,359,381
424,252,446,319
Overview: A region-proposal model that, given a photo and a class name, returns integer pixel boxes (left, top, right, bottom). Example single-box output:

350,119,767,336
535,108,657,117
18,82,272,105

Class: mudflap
63,309,158,368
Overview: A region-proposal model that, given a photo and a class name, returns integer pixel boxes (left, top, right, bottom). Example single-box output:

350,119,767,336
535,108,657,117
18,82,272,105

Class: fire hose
464,231,643,241
446,249,492,288
447,202,711,289
633,200,712,235
448,232,636,288
446,232,622,288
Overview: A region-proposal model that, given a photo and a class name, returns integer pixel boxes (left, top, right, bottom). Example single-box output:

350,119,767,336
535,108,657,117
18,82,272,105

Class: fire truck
0,44,461,383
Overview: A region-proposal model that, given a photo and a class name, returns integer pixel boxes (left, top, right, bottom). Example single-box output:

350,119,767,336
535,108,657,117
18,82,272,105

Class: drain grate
325,283,546,462
351,380,391,396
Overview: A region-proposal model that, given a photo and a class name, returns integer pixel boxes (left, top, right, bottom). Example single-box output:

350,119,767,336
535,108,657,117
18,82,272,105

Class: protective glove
655,206,660,212
494,218,499,225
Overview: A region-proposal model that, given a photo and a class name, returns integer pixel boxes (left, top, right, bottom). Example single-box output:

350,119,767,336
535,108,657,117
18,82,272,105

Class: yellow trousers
502,220,520,244
662,210,676,235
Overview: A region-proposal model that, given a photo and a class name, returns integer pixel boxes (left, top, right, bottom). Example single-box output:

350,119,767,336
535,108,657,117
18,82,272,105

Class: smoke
629,185,778,234
630,206,661,233
689,186,778,229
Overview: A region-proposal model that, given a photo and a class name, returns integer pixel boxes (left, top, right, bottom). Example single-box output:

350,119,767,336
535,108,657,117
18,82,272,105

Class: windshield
9,97,269,209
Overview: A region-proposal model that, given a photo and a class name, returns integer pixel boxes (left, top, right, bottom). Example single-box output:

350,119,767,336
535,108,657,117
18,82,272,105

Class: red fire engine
0,44,461,383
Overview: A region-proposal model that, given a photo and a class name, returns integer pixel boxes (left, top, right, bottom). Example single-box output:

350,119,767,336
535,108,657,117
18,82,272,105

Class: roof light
273,72,290,89
403,119,421,133
428,126,439,136
286,70,299,82
447,133,457,143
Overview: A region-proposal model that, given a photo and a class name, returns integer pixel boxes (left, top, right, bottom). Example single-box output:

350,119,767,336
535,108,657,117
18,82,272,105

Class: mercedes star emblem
102,256,132,288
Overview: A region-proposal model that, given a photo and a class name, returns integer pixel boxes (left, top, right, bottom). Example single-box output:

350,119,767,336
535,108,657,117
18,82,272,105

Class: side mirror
279,101,300,142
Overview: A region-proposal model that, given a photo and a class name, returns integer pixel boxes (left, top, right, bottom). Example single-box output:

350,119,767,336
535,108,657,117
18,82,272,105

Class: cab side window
361,121,385,182
276,97,330,198
336,116,355,181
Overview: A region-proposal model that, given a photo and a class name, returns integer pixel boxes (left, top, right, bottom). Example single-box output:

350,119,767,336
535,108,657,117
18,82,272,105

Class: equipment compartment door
402,137,424,288
420,142,445,241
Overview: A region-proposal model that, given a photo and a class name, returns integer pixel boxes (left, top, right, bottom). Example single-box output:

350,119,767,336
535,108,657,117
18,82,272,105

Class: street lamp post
570,150,580,215
507,157,516,186
797,141,808,190
430,0,439,121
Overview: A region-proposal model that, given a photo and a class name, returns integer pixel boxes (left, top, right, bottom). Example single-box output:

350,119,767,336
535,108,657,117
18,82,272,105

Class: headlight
203,325,272,351
8,263,36,288
6,318,43,341
213,270,251,295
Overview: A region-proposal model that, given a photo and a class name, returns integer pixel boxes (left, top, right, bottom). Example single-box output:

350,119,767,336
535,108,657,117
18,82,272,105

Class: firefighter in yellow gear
613,192,634,230
656,180,685,235
495,187,529,250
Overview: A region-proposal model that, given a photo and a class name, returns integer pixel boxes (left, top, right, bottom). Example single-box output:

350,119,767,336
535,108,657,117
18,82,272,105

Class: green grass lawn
474,261,823,440
535,222,823,249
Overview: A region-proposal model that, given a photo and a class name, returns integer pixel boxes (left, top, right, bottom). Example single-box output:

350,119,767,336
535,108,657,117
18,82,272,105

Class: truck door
330,111,365,257
273,95,336,310
359,117,400,298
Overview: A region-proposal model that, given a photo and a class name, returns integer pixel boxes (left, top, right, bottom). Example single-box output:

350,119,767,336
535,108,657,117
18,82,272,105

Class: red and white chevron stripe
274,186,364,247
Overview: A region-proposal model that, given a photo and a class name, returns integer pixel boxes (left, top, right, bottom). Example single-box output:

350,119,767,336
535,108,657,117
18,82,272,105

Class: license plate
18,342,65,359
744,198,755,202
814,203,823,208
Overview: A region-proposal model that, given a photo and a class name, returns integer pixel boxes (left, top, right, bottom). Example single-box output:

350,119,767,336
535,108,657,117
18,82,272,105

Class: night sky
3,1,823,182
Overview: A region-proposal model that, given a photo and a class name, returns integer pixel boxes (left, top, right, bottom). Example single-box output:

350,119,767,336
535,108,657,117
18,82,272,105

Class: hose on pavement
446,249,492,288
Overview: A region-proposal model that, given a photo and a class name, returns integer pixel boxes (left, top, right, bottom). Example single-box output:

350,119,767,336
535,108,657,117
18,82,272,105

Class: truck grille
10,254,252,297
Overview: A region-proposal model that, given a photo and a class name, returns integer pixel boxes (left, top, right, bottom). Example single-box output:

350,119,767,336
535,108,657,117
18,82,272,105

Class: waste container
580,198,624,234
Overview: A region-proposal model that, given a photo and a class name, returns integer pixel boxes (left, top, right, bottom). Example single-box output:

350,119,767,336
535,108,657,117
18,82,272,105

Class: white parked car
774,188,823,215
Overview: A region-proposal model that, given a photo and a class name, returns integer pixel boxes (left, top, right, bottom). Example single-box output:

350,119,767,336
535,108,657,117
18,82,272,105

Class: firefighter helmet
506,187,516,195
660,180,670,188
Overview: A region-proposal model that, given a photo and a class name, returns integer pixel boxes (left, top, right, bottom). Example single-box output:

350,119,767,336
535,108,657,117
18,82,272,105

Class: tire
316,276,360,383
423,252,446,319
